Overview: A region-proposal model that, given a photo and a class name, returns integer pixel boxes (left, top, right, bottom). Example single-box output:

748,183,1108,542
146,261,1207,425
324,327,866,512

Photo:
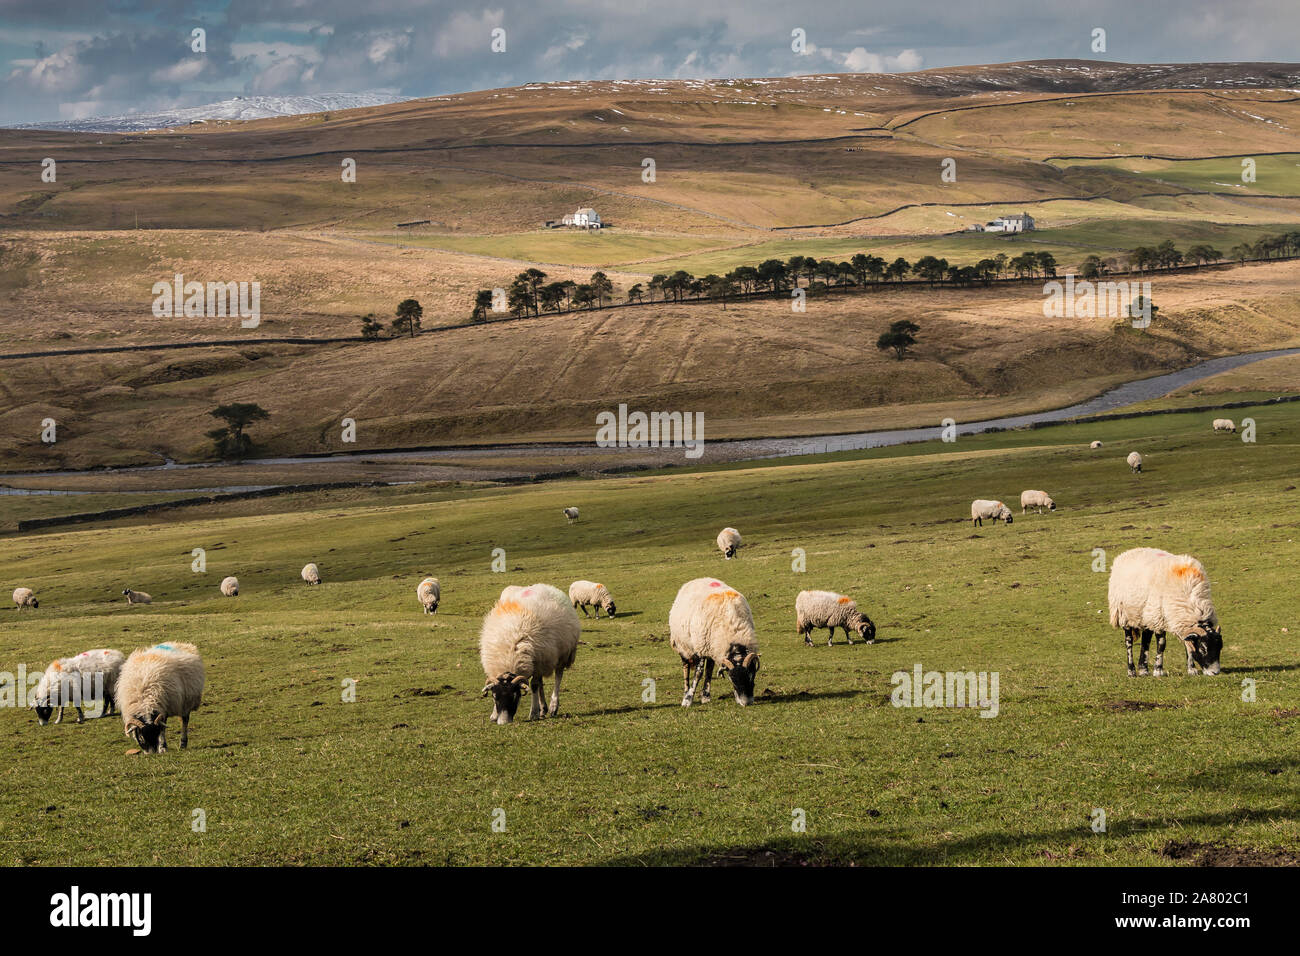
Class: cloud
842,47,924,73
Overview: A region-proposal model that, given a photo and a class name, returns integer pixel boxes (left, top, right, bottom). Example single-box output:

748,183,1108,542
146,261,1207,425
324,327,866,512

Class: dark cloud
2,0,1297,124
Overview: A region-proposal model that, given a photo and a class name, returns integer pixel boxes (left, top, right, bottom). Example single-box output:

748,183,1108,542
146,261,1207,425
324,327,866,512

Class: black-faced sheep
122,588,152,605
220,576,239,597
795,590,876,646
1127,451,1143,473
669,577,760,707
301,563,321,585
563,507,580,523
1212,419,1236,433
31,649,125,725
568,580,616,618
1108,547,1222,677
716,527,743,559
479,584,580,724
970,500,1013,527
118,642,205,753
13,587,37,610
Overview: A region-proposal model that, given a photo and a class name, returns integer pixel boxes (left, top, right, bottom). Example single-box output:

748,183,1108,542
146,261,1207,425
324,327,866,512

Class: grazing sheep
1108,547,1222,678
716,527,743,559
301,563,321,585
1020,490,1056,515
417,577,440,614
31,649,124,726
122,588,152,605
1127,451,1143,473
1090,440,1103,449
563,507,580,523
795,590,876,647
669,577,761,707
479,584,580,724
12,587,38,610
970,500,1013,527
568,580,616,618
220,576,239,597
1212,419,1236,433
118,642,205,753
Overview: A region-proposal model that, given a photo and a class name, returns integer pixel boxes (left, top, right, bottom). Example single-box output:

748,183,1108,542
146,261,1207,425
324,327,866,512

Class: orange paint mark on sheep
1173,563,1204,580
837,596,852,604
494,600,524,615
136,653,166,665
50,660,62,672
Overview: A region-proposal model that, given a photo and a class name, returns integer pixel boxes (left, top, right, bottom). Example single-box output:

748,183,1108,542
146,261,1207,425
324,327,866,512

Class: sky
1,0,1297,125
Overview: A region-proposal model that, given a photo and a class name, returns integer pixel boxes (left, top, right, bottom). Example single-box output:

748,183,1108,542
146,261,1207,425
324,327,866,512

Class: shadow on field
756,688,868,705
1220,662,1300,674
596,807,1300,866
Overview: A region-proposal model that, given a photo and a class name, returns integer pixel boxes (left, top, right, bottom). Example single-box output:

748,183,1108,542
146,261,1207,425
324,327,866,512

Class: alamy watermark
596,403,704,459
890,663,999,717
152,274,261,327
1042,276,1151,326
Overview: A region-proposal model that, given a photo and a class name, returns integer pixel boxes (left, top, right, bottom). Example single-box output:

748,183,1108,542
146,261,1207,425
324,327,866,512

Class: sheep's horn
715,657,733,670
742,653,758,669
480,685,494,697
511,674,530,687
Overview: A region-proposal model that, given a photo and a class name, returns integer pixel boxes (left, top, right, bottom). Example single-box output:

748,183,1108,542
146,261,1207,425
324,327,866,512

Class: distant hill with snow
13,93,412,133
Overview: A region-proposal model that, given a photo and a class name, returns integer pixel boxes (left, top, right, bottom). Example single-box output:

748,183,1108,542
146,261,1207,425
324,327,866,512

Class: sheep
31,649,125,726
13,587,38,610
220,576,239,597
795,590,876,647
1127,451,1143,473
568,580,616,618
1108,548,1222,678
563,507,580,523
480,583,580,724
717,527,743,559
1020,490,1056,515
970,500,1013,527
417,577,440,614
1212,419,1236,433
669,577,761,707
118,642,205,753
122,588,152,605
1090,440,1103,449
301,563,321,585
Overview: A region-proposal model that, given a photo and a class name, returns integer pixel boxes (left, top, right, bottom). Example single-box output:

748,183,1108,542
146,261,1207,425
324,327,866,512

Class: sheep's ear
480,684,494,698
149,709,162,724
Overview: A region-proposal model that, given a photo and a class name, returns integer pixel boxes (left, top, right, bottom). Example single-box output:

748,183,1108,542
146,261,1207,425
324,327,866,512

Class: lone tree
471,290,494,322
359,313,384,339
392,298,423,337
877,319,919,360
207,402,270,459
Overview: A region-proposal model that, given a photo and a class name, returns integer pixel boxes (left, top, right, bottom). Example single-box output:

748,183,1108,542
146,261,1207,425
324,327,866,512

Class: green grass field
1,402,1297,866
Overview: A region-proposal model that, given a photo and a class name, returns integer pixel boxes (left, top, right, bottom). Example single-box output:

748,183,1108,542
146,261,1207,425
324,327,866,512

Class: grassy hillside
1,401,1296,865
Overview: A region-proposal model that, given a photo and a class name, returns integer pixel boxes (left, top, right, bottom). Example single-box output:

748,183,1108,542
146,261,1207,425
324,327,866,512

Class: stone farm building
971,212,1035,233
556,207,602,229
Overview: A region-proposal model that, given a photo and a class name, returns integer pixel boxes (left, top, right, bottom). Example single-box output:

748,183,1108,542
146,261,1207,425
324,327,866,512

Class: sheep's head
723,544,737,558
126,710,166,753
482,673,529,724
1003,512,1013,524
1183,623,1223,676
716,644,760,706
1048,500,1057,511
853,613,877,643
122,589,131,596
603,598,617,617
31,699,53,726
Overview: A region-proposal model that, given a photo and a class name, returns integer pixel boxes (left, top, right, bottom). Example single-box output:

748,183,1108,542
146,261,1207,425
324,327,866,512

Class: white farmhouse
984,212,1035,233
573,207,601,229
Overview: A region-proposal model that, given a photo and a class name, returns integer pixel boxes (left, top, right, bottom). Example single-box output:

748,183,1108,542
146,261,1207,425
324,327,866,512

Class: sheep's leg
801,625,813,647
180,713,190,749
54,705,64,724
157,723,168,754
682,658,705,707
827,626,835,648
700,660,714,703
548,669,563,716
529,676,545,720
1185,639,1199,675
1124,628,1137,677
1137,631,1151,677
1153,633,1166,677
74,705,85,724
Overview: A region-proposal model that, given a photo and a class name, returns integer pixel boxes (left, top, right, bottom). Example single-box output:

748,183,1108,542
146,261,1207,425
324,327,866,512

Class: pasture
1,401,1296,865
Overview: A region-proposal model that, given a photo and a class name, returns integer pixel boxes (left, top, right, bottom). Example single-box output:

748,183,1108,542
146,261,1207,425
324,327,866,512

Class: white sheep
1212,419,1236,433
122,588,152,605
563,507,580,523
1090,440,1103,449
220,576,239,597
12,587,38,610
1020,490,1056,515
417,577,441,614
31,649,125,726
669,577,761,707
795,590,876,647
479,583,580,724
970,499,1013,527
1127,451,1143,473
118,642,205,753
568,580,616,618
717,527,743,559
1108,547,1222,677
301,563,321,585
